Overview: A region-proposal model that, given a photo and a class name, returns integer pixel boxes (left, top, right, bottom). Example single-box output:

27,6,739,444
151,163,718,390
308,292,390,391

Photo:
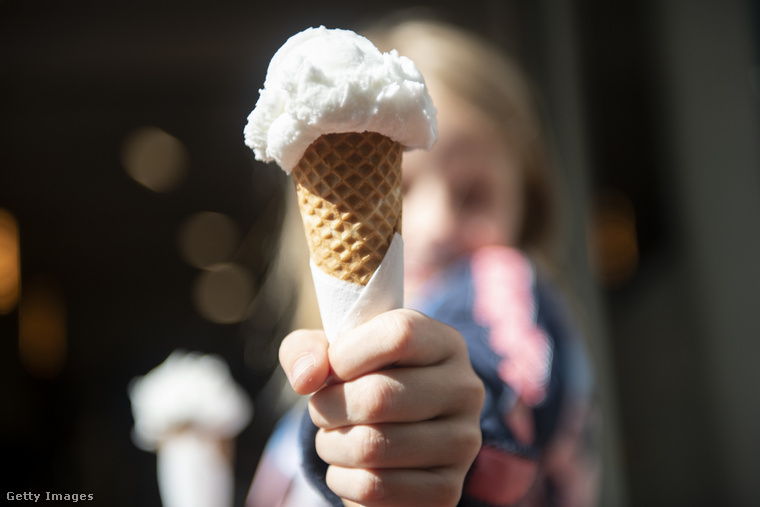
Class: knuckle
467,374,486,410
358,375,395,422
446,378,485,418
385,309,417,355
461,424,483,462
355,471,386,504
356,425,387,465
441,484,463,506
453,364,486,412
431,470,466,506
443,420,482,469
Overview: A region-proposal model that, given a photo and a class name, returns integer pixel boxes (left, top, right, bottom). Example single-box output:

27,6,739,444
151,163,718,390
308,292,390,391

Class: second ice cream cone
292,131,402,286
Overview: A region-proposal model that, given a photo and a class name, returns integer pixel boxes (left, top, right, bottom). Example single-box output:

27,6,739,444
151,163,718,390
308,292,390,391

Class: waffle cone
291,131,403,286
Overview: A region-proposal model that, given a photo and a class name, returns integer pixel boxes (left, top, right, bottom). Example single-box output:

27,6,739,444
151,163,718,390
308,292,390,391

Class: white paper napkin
309,233,403,342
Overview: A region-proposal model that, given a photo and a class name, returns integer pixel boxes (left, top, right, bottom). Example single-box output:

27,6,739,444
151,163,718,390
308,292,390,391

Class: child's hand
279,309,485,507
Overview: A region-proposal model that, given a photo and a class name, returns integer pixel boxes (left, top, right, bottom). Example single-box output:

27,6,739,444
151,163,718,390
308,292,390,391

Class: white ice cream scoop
244,26,437,173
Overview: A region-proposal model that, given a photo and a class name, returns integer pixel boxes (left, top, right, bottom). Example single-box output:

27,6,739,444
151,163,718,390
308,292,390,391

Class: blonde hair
363,17,557,264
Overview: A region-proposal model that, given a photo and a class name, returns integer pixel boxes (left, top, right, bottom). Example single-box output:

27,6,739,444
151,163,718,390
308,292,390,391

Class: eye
454,180,491,212
401,174,412,196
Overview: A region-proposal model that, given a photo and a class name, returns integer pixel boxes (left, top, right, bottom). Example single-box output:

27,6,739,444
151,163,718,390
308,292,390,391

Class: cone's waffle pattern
292,131,402,286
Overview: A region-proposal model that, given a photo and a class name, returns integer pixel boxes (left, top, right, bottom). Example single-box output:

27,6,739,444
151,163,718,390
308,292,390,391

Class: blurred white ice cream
129,350,252,507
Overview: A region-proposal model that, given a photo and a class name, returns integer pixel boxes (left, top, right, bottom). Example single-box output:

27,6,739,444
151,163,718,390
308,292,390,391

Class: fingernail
290,355,315,386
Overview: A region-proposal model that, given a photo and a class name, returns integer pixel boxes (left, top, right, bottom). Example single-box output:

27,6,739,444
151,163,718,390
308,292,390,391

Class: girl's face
402,87,525,299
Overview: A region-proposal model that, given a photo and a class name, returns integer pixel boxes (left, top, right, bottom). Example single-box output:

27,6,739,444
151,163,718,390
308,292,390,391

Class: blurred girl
248,15,598,507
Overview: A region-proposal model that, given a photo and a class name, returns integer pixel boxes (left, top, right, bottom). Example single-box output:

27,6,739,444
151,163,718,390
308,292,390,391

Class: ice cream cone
291,131,402,286
243,27,436,339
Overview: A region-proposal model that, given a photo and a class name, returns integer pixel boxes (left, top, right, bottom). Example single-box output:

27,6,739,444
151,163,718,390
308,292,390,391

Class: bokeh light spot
122,126,188,192
0,209,20,314
19,274,67,379
588,189,640,288
178,212,242,269
192,263,255,324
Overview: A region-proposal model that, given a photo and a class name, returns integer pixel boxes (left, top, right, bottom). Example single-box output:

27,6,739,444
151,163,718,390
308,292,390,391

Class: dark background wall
2,1,759,506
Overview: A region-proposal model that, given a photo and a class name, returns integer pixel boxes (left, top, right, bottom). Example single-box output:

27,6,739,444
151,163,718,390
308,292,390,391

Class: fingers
326,466,465,507
316,418,482,470
328,308,464,382
286,310,486,507
309,365,484,428
279,328,331,395
279,309,465,394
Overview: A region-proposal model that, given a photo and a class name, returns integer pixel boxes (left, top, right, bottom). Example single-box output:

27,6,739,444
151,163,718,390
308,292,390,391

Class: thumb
279,328,331,395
